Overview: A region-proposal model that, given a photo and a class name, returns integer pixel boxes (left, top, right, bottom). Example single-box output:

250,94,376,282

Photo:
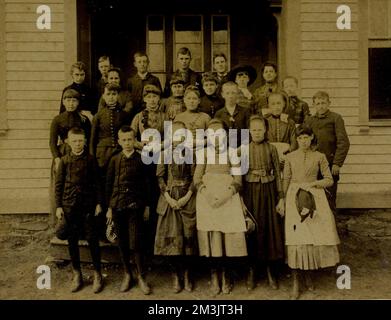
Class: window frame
146,15,166,74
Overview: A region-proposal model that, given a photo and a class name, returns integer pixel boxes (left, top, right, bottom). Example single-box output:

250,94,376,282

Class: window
146,14,230,75
174,15,203,72
146,15,166,86
211,15,230,70
368,0,391,119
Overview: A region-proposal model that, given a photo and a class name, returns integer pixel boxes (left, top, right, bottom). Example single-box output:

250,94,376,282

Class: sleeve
97,95,105,113
156,163,167,193
229,155,242,193
54,157,66,208
105,156,116,207
142,161,152,206
271,145,284,199
89,113,99,157
282,155,292,196
193,163,206,190
130,113,140,134
302,101,311,119
153,76,162,93
92,158,103,206
333,115,350,167
317,153,334,188
49,118,60,158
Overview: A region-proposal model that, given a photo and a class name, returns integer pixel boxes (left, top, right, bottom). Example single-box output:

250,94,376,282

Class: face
68,133,85,154
269,94,285,116
283,78,298,97
249,120,266,143
203,80,218,96
207,123,226,148
235,71,250,89
214,56,227,74
144,93,160,111
263,66,277,83
313,97,330,115
221,84,239,105
71,69,86,85
297,134,314,150
177,53,191,71
118,131,135,153
107,71,121,86
184,91,200,111
63,97,79,112
171,83,185,97
134,56,149,73
103,89,119,106
98,60,110,77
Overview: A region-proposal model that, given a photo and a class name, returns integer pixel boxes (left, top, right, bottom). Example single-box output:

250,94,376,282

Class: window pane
148,43,165,72
149,31,164,43
175,43,203,72
212,44,229,59
213,16,228,31
148,16,164,43
175,16,202,43
369,48,391,119
213,30,228,44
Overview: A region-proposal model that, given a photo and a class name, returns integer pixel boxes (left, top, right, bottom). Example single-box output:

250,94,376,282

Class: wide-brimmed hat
228,65,257,86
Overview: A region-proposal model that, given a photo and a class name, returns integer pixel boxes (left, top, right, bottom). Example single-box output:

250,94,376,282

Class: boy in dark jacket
55,127,103,293
304,91,350,214
105,126,152,295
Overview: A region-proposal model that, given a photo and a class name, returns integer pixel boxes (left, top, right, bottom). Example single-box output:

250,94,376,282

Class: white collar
138,72,148,79
122,150,135,158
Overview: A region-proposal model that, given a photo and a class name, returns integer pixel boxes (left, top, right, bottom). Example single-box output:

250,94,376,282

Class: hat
295,188,316,223
143,84,162,97
228,65,257,86
62,88,80,100
170,75,185,86
201,72,218,85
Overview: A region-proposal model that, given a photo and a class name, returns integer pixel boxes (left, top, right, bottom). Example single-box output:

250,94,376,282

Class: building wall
298,0,391,208
0,0,76,214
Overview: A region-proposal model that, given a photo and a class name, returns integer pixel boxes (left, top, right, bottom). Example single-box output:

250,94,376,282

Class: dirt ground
1,226,391,301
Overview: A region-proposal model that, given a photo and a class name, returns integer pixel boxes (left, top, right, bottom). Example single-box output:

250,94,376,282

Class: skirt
286,244,340,270
198,230,247,257
154,185,197,256
243,180,285,262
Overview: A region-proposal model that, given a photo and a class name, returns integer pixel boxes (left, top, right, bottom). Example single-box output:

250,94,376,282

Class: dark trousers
113,208,144,275
326,174,339,215
63,206,101,272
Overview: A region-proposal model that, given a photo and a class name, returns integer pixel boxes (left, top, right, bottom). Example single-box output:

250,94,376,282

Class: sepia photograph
0,0,391,308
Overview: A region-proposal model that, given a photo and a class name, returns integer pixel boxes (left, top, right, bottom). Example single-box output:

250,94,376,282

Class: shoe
172,272,182,294
120,273,132,292
210,269,220,296
138,276,151,295
304,271,315,291
290,270,300,300
70,271,83,293
267,265,279,290
184,269,193,292
92,272,104,294
221,269,232,294
246,267,255,291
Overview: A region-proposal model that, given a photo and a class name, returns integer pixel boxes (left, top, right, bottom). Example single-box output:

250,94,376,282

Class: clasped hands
165,192,192,210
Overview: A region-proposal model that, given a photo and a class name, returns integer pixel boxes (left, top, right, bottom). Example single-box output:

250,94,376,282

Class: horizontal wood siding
301,0,391,208
0,0,65,213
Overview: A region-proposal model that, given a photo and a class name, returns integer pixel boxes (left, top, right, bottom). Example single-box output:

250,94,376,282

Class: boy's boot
291,270,300,300
267,265,278,290
137,273,151,295
172,271,182,294
246,266,255,291
184,269,193,292
120,272,132,292
221,268,232,294
70,269,83,293
92,270,104,294
210,269,220,296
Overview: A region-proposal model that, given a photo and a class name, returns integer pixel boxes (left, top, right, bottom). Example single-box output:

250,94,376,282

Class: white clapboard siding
0,0,65,214
300,0,391,207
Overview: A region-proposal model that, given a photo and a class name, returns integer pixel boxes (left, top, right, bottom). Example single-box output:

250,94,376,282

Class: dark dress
243,141,285,262
154,158,197,256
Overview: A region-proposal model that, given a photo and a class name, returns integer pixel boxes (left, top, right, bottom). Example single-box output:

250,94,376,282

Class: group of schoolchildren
50,47,350,299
